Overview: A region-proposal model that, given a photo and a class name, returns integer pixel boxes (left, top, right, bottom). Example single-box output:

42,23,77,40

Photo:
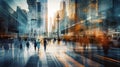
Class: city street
0,0,120,67
0,40,120,67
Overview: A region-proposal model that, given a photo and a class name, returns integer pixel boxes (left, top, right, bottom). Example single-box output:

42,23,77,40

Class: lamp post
57,13,60,39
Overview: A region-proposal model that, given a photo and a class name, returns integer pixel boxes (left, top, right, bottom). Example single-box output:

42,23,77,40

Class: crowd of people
0,34,115,55
62,34,112,55
0,37,51,54
17,38,49,52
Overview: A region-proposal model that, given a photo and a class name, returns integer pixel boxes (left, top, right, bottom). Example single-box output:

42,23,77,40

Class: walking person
37,39,40,52
4,43,9,53
34,40,37,51
58,38,61,45
53,38,56,44
83,36,89,50
26,41,30,50
19,39,23,50
44,39,47,51
20,43,23,50
101,35,110,55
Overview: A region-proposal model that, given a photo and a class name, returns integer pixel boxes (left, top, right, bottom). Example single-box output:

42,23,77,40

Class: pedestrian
83,36,89,50
26,41,30,50
34,40,37,51
58,38,61,45
44,39,47,51
53,38,56,44
101,35,110,55
20,43,23,50
79,36,83,46
37,40,40,52
4,43,9,52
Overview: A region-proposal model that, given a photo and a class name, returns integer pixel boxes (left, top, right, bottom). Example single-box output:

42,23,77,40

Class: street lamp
57,13,60,39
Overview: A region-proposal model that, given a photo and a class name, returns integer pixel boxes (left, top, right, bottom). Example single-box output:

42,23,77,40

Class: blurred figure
44,39,47,51
53,38,56,43
57,38,61,45
101,35,110,55
19,39,23,50
65,39,68,45
89,36,95,45
118,38,120,48
95,36,102,51
26,41,30,50
20,43,23,50
14,38,19,48
83,36,89,50
4,43,9,53
34,40,37,51
79,36,83,46
37,39,40,52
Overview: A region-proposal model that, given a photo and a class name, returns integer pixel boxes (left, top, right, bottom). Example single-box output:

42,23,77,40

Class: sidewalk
0,42,36,67
66,51,104,67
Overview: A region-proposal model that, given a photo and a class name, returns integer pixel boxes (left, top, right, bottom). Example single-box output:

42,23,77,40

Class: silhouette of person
20,43,23,50
26,41,30,50
58,38,61,45
44,39,47,51
53,38,56,43
37,40,40,52
34,40,37,51
4,43,9,52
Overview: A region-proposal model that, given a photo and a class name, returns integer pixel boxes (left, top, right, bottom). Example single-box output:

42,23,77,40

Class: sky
48,0,61,18
15,0,29,11
48,0,62,32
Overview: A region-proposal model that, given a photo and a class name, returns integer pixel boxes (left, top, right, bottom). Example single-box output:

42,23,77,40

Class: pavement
0,40,119,67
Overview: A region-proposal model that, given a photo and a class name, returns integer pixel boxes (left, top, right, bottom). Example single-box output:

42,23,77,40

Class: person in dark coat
44,39,47,51
4,43,9,51
53,38,56,43
34,40,37,51
26,41,30,50
20,43,23,50
37,40,40,52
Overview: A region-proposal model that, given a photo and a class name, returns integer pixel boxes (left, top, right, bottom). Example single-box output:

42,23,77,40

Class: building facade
27,0,48,37
16,7,28,35
0,0,28,38
0,0,19,38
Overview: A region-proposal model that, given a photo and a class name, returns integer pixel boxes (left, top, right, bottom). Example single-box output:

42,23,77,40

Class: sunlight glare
48,0,62,32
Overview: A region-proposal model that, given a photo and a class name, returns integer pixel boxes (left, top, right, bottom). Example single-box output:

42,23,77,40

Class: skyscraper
38,0,48,36
27,0,48,37
27,0,37,37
